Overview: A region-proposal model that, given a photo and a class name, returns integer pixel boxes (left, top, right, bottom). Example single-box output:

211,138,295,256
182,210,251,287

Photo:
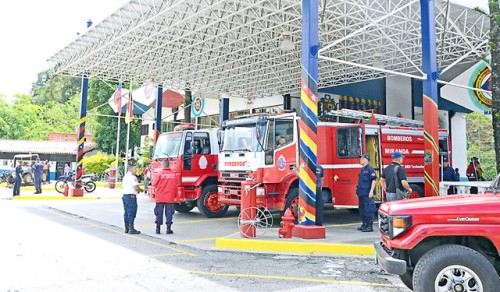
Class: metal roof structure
47,0,489,98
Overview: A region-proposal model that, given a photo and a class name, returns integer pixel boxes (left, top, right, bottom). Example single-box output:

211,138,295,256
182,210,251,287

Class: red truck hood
379,194,500,224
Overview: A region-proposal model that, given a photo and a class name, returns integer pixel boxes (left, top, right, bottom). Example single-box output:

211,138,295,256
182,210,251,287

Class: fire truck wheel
283,188,299,223
174,202,195,213
408,184,424,199
413,244,499,292
197,185,229,218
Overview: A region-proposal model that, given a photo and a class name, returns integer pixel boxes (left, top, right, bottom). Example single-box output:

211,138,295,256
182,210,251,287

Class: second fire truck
217,109,449,218
148,124,228,218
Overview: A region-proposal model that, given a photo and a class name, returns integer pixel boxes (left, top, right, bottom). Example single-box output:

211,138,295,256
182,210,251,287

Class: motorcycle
55,173,96,193
0,171,11,184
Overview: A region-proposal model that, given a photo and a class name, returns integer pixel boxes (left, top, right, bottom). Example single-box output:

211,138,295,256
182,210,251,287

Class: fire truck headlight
218,186,222,193
391,216,412,238
256,187,265,197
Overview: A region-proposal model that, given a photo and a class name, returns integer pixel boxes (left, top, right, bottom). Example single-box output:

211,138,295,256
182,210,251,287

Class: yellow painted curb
13,196,102,200
215,238,374,256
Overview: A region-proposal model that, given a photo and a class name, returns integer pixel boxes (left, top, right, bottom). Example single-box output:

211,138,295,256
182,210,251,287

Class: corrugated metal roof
47,0,489,98
0,140,95,155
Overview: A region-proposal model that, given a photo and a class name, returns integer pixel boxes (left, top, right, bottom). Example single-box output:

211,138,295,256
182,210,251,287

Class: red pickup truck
374,177,500,291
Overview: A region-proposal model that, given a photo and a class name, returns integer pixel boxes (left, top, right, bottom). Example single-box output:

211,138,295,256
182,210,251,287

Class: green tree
466,112,496,180
88,80,142,155
489,1,500,174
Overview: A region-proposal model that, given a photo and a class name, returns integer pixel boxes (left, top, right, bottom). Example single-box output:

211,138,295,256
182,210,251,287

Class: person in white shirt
122,165,143,234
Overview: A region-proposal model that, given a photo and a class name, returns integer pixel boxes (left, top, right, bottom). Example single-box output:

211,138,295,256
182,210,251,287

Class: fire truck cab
148,124,228,218
218,110,450,219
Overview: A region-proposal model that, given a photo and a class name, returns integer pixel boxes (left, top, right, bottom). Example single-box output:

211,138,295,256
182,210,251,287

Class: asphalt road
0,199,409,291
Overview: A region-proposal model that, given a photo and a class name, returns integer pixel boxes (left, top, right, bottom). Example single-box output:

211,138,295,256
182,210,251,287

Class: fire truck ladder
325,109,424,128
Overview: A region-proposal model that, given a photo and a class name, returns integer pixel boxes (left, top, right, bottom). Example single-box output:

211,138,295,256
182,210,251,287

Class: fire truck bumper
373,242,407,275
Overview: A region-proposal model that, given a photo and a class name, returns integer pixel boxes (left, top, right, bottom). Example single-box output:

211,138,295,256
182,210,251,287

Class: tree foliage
81,152,117,175
489,0,500,174
466,113,496,180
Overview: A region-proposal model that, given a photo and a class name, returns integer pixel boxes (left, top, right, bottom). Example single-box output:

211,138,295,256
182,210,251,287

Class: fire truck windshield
154,132,182,158
222,124,265,152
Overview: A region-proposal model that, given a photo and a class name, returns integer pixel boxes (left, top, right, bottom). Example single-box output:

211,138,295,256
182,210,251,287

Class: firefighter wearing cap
380,151,412,201
441,156,458,195
32,158,44,194
356,154,377,232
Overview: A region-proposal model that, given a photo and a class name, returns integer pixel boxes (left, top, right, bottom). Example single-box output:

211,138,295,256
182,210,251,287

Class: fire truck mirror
265,150,274,165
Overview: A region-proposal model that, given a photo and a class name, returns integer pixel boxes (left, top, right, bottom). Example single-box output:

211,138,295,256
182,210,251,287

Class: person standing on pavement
122,164,143,234
13,162,23,196
64,164,71,177
43,160,50,183
32,158,44,194
315,164,324,226
440,156,458,195
380,152,412,201
356,154,377,232
152,159,176,234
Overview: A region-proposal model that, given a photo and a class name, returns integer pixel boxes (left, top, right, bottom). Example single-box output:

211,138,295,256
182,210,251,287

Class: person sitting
276,136,287,149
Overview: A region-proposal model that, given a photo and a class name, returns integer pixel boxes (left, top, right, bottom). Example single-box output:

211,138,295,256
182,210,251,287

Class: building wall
451,113,468,180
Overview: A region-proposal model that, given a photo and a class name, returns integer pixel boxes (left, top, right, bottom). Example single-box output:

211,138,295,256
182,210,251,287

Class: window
336,127,363,158
140,124,149,135
274,118,294,149
193,132,211,154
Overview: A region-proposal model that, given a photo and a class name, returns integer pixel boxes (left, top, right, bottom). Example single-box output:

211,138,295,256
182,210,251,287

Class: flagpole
115,113,121,171
114,82,122,179
124,82,132,174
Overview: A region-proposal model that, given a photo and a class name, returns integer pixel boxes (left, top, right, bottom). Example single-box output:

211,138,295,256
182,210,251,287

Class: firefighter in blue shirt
13,163,23,196
356,154,377,232
441,156,458,194
32,158,44,194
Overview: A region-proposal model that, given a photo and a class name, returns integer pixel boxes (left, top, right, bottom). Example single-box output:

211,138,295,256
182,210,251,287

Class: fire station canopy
47,0,489,98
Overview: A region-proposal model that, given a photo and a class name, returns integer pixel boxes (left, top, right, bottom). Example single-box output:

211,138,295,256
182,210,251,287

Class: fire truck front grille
378,211,390,237
220,171,249,182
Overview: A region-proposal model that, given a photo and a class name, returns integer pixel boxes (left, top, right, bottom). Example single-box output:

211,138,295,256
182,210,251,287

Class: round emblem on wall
469,65,492,111
192,96,205,117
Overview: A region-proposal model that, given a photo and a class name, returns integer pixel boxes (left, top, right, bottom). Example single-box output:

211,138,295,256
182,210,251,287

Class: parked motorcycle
55,173,96,193
0,171,11,184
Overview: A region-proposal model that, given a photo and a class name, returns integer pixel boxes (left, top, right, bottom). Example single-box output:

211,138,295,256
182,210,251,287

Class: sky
0,0,489,98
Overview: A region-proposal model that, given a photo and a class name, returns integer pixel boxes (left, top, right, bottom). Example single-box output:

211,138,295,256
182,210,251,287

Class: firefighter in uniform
315,164,324,226
13,163,23,196
32,158,44,194
356,154,377,232
122,164,143,234
152,159,176,234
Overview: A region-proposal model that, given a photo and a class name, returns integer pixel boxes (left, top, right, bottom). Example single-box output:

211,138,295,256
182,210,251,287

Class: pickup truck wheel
174,202,195,213
399,270,413,290
197,184,229,218
413,244,499,292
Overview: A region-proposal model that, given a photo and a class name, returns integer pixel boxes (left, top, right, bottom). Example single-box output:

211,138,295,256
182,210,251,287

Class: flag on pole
114,82,122,114
125,92,134,124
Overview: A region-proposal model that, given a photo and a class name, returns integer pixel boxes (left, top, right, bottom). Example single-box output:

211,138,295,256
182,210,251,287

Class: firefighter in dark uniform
32,158,44,194
13,163,23,196
356,154,377,232
441,156,458,194
315,164,324,226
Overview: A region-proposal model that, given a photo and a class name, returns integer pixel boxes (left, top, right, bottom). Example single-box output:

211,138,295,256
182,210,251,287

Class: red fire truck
148,124,228,218
217,109,449,218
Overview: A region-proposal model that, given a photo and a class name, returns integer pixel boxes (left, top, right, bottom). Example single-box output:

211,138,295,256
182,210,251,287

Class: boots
128,222,141,234
156,224,161,234
361,221,373,232
357,222,367,231
124,221,129,233
166,224,173,234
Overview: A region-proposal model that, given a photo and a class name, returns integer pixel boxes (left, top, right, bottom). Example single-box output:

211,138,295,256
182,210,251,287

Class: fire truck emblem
277,155,286,171
424,150,433,165
199,155,208,169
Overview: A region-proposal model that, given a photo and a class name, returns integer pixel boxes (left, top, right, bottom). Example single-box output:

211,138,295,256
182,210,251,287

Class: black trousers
315,188,324,226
